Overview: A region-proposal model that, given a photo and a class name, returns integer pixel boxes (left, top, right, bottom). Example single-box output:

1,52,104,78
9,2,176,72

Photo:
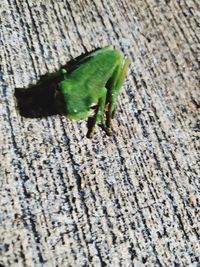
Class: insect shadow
15,48,100,119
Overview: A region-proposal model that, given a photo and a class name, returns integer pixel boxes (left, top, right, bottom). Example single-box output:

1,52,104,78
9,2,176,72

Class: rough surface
0,0,200,266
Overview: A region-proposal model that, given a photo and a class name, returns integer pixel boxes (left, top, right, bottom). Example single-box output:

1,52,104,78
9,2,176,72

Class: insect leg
106,57,130,127
87,87,107,138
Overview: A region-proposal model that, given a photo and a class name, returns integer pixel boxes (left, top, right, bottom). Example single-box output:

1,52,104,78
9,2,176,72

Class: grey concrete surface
0,0,200,266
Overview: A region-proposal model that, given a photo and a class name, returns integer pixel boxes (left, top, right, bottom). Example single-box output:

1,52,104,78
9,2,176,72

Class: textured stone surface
0,0,200,266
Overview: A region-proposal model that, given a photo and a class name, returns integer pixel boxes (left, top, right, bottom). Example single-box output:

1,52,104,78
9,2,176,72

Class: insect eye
90,104,97,110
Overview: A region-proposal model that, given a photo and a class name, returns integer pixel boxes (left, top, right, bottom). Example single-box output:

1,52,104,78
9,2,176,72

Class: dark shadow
15,48,100,118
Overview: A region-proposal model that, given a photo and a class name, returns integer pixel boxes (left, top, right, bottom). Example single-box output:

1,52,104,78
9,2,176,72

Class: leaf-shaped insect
55,46,130,137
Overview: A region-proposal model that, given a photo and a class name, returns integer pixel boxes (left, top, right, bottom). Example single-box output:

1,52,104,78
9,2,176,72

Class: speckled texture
0,0,200,266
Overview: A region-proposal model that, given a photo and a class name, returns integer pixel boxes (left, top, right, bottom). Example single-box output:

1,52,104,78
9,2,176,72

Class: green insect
16,46,130,137
55,46,130,137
